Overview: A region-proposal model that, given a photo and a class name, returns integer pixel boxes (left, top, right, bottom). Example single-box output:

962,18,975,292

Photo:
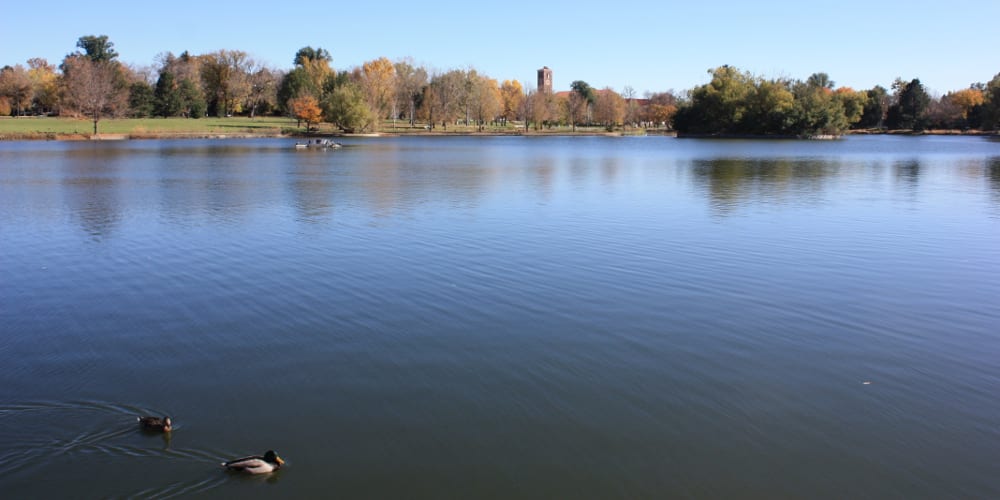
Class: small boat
294,139,341,150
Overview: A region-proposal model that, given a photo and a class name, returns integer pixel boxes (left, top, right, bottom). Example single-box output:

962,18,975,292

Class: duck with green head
221,450,285,474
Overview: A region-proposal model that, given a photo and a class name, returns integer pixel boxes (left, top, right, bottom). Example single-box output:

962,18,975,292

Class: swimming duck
138,416,172,432
221,450,285,474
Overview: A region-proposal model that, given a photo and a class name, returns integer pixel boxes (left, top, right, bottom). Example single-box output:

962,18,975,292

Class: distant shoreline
0,116,995,142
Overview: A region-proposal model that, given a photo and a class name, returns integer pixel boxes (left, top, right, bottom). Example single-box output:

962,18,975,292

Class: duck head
263,450,285,467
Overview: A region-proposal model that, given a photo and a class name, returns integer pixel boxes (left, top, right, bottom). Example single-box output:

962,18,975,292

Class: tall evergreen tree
154,71,182,117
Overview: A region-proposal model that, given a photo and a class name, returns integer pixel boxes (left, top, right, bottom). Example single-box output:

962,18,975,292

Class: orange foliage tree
289,95,322,130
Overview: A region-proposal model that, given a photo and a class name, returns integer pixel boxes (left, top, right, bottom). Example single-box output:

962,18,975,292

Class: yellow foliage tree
27,58,59,113
499,80,524,124
945,88,985,119
362,57,395,129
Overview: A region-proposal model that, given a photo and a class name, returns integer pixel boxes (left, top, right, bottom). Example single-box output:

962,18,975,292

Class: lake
1,135,998,498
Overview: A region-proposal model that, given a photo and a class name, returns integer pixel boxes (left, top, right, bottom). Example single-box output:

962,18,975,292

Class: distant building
537,66,553,94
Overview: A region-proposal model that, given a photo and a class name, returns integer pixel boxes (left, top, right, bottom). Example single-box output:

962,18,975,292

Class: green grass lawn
1,115,657,139
0,116,300,137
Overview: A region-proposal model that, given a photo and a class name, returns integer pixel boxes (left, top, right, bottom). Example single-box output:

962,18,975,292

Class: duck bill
276,456,285,466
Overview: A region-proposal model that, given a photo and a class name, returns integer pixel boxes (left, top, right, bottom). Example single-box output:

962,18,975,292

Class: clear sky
3,0,998,96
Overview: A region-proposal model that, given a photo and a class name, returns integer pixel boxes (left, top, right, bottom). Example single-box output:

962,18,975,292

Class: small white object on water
862,381,872,385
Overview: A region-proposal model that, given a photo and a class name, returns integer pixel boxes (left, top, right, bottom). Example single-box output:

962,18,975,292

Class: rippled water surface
2,135,999,498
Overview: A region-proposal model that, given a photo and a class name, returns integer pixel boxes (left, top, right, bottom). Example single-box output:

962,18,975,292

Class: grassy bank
0,116,666,140
0,116,300,140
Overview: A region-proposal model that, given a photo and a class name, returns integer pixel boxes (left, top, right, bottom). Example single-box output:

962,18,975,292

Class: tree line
673,66,1000,137
1,35,999,136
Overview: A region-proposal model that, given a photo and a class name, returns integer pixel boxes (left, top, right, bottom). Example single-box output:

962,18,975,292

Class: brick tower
537,66,552,94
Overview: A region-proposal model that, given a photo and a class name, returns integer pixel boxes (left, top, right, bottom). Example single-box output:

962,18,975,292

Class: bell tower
537,66,552,94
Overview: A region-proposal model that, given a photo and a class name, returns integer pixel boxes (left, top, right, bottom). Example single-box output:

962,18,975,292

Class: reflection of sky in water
1,135,999,499
2,136,999,237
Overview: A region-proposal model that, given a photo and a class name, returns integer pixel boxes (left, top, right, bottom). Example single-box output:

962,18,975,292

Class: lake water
1,135,998,498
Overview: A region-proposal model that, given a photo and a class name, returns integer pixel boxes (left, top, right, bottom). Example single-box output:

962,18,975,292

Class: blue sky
3,0,998,96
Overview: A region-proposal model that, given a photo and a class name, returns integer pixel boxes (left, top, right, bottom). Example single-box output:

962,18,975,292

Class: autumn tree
278,46,334,115
393,59,427,126
944,88,985,121
360,57,395,130
0,65,33,116
200,50,252,116
245,64,280,118
567,80,596,128
644,91,678,129
525,89,556,130
469,74,501,130
621,86,639,126
289,95,322,130
499,79,524,126
593,87,625,130
27,58,59,114
424,70,465,129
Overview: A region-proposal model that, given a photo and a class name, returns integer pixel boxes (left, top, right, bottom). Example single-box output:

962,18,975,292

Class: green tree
789,80,849,136
179,78,206,118
858,85,889,129
982,73,1000,130
887,78,930,130
806,72,834,90
128,81,155,117
674,66,755,134
154,71,182,117
294,47,331,66
741,78,795,135
322,82,372,132
76,35,119,62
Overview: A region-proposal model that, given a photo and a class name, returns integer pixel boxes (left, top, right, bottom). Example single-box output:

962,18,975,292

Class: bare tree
61,56,128,134
394,59,428,126
245,63,279,118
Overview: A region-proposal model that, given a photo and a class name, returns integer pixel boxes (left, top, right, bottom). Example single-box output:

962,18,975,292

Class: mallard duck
221,450,284,474
137,416,172,432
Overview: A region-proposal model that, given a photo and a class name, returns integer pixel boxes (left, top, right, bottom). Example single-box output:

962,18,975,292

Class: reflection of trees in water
988,157,1000,208
154,143,277,225
62,145,123,239
893,160,921,194
288,159,335,223
691,158,832,215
